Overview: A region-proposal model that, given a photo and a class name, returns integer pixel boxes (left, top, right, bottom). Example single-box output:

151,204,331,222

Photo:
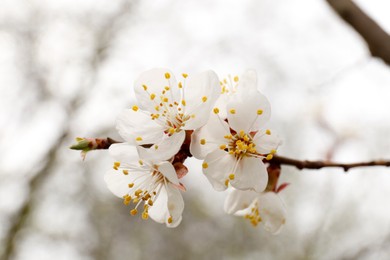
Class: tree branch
270,155,390,171
326,0,390,65
71,137,390,172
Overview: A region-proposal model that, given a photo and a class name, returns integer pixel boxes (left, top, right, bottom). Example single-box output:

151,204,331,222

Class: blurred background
1,0,390,259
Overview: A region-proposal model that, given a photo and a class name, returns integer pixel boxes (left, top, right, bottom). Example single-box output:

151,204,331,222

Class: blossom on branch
190,71,281,192
116,68,220,158
224,188,286,234
104,143,184,227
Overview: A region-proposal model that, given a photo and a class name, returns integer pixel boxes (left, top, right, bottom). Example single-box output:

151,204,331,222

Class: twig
270,155,390,172
326,0,390,65
71,137,390,172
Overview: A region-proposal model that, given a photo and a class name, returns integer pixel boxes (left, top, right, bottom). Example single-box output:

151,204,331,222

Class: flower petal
157,161,180,186
231,156,268,193
190,113,230,159
165,183,184,228
224,188,258,215
253,131,282,154
104,170,132,198
116,108,165,144
134,68,180,113
148,184,184,228
137,130,185,162
109,143,139,164
258,192,287,234
148,185,168,224
181,70,220,130
104,169,145,198
213,93,230,119
226,88,271,133
203,149,236,191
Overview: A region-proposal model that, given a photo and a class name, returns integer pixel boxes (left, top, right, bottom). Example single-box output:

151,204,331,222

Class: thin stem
269,155,390,172
73,137,390,172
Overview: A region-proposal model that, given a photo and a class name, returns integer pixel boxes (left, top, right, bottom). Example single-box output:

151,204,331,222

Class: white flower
224,189,286,234
190,72,281,192
104,143,184,228
116,68,220,159
214,70,259,119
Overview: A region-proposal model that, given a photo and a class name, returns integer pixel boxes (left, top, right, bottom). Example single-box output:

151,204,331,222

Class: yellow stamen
182,73,188,78
213,108,219,114
257,109,263,115
220,144,226,150
200,139,206,145
132,105,139,111
202,96,208,102
234,76,239,82
265,129,271,135
165,72,171,79
202,162,208,169
123,170,129,175
150,93,156,100
167,216,173,224
181,100,186,106
229,109,236,114
128,183,134,188
266,154,273,160
229,174,235,180
163,97,168,102
130,209,138,216
136,136,143,141
142,212,149,220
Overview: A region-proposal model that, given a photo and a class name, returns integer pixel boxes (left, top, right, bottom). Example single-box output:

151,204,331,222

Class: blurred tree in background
1,0,390,259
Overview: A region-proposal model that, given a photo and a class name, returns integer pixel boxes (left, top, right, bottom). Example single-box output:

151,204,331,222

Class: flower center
225,130,257,158
244,202,262,227
113,161,173,221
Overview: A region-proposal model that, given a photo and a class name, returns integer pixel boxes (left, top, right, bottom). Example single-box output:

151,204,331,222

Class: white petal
134,68,180,113
213,93,230,119
253,131,282,154
203,149,236,191
231,156,268,193
116,108,165,144
181,70,220,130
239,70,257,90
104,169,143,198
109,143,139,164
190,113,230,159
226,88,271,133
165,183,184,228
148,185,168,224
157,161,180,186
148,184,184,228
137,131,185,162
258,192,287,234
224,188,258,215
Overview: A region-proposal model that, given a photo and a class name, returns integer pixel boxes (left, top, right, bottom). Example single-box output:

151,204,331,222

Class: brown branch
270,155,390,172
72,137,390,172
326,0,390,65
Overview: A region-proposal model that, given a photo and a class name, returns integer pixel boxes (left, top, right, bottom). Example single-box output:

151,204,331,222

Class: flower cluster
104,68,287,232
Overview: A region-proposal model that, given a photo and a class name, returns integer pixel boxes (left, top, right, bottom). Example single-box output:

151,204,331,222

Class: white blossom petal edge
104,143,184,227
117,68,220,159
224,188,286,234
